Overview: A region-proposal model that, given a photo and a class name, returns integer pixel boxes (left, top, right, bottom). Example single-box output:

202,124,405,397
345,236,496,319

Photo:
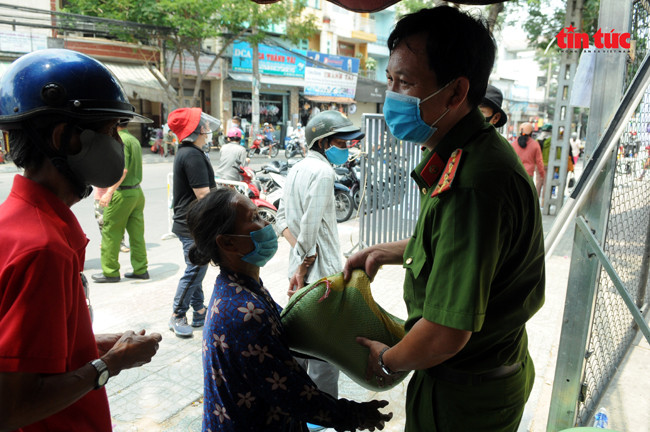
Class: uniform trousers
100,188,147,277
405,354,534,432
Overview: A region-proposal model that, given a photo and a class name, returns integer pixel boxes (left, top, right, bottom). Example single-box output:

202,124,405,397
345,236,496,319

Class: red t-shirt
0,175,112,431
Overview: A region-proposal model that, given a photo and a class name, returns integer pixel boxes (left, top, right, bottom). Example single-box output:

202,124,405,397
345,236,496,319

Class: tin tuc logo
556,25,631,50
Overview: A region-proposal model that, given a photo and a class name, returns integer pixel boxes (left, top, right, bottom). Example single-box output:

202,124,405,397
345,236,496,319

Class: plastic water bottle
592,407,609,428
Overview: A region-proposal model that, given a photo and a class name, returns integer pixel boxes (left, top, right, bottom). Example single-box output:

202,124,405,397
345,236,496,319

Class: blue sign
232,41,306,78
306,51,360,74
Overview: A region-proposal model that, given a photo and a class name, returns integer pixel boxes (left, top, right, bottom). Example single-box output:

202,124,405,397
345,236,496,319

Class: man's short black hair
388,6,496,107
8,129,46,170
7,115,69,170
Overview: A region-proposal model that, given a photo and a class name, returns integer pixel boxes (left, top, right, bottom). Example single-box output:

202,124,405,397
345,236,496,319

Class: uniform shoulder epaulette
431,149,463,197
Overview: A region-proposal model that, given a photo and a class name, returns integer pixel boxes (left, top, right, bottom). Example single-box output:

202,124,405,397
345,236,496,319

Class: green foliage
365,56,378,71
507,0,600,52
63,0,318,106
395,0,438,18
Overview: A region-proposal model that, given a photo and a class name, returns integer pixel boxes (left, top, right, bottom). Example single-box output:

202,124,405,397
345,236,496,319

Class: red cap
167,107,201,142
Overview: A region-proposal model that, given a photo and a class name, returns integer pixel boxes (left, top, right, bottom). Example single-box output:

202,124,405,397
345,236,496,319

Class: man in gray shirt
215,127,248,181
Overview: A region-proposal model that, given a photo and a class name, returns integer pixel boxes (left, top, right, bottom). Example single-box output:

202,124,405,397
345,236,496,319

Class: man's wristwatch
89,359,110,390
378,347,397,375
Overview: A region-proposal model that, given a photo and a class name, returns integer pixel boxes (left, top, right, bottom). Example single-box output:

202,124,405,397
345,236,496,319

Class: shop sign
304,68,357,98
167,51,223,78
304,51,358,98
306,51,360,74
0,32,47,54
232,41,306,78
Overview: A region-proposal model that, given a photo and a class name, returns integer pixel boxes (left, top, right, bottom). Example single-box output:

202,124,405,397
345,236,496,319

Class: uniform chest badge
431,149,463,197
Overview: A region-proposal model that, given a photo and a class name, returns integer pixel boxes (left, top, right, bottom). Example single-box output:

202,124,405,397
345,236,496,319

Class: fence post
161,172,177,240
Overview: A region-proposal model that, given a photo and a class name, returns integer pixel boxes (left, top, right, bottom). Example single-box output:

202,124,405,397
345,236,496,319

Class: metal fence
574,2,650,422
358,114,422,248
547,1,650,427
575,88,650,426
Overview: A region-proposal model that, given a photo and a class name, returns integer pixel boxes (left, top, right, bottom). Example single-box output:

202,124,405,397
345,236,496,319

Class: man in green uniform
93,121,149,282
344,6,545,431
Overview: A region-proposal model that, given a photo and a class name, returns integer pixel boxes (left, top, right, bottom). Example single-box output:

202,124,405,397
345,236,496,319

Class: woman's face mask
228,224,278,267
382,82,450,143
67,129,125,188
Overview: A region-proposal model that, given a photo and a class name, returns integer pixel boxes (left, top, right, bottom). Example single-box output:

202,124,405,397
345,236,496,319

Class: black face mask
517,134,529,149
485,114,495,124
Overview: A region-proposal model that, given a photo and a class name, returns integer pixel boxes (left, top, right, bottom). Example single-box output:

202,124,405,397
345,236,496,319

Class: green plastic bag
280,269,406,391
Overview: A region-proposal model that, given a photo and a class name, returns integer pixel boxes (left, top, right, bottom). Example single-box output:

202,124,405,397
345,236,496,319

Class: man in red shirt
0,49,162,431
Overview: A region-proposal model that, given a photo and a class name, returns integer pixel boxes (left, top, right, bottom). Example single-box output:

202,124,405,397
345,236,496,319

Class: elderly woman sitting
185,187,392,432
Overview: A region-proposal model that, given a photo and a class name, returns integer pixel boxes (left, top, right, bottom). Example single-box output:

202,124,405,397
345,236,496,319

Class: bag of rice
280,269,406,391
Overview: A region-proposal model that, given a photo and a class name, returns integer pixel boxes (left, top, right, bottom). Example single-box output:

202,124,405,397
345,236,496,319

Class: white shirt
570,138,581,158
275,151,342,282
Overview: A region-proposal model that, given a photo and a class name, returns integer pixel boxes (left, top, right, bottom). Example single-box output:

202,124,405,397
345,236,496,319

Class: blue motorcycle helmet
0,48,151,128
0,49,152,199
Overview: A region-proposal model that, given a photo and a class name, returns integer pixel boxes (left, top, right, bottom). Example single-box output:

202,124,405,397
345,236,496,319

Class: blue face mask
235,224,278,267
325,145,349,165
382,83,450,143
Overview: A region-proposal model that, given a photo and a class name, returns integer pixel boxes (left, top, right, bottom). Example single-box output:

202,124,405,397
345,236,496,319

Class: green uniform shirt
403,108,545,372
118,129,143,187
541,137,551,165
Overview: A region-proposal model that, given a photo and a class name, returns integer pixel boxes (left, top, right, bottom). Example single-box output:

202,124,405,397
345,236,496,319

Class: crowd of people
1,5,550,432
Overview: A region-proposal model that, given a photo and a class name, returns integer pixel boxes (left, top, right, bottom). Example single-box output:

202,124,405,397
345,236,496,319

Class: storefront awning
229,72,305,88
105,62,173,104
305,95,356,104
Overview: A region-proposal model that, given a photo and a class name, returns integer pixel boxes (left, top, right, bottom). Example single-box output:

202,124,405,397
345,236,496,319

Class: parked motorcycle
258,159,354,223
249,133,280,158
334,153,362,209
284,133,306,159
236,166,278,224
148,127,164,155
333,183,354,222
258,160,296,195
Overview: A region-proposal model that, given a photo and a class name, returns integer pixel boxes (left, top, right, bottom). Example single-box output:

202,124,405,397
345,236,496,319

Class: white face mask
67,129,125,188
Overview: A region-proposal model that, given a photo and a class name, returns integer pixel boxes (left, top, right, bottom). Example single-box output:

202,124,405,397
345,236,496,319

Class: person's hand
343,248,381,283
287,267,307,297
95,333,123,357
99,191,113,207
354,400,393,431
287,255,315,297
101,329,162,377
356,337,403,389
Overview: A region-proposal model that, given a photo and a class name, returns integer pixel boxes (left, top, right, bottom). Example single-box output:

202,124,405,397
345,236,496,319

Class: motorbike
148,127,164,155
258,159,354,223
284,133,306,159
333,183,354,222
334,153,362,209
235,166,278,225
249,133,280,158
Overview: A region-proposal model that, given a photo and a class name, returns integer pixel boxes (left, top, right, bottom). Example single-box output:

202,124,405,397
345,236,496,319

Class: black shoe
124,271,150,280
191,309,207,327
91,273,120,283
